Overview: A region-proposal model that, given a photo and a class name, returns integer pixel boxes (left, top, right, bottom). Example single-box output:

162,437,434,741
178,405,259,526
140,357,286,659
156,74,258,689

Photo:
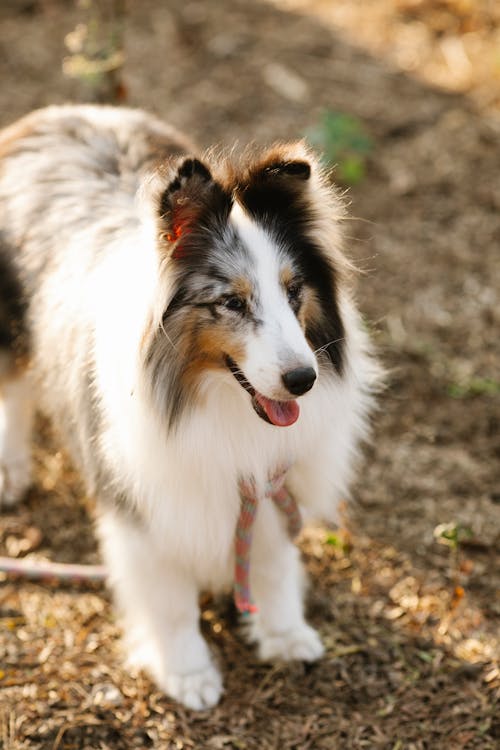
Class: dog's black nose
282,366,317,396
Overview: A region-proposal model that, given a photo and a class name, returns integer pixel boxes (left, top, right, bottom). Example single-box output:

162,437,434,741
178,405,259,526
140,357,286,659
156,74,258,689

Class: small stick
0,555,107,584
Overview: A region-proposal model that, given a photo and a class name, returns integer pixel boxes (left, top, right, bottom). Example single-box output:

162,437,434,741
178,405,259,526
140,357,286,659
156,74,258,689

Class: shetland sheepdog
0,105,378,709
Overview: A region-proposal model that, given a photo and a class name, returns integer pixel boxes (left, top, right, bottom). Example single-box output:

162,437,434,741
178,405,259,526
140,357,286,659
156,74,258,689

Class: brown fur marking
182,320,245,385
0,112,37,160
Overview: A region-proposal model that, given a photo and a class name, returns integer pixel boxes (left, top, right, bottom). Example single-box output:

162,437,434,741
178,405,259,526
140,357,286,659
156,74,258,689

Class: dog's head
144,144,348,428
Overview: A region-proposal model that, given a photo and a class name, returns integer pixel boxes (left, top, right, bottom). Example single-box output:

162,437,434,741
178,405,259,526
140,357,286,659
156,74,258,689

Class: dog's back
0,105,193,283
0,106,195,493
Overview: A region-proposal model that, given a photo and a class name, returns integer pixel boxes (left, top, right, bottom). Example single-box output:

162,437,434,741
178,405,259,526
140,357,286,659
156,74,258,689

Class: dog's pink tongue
254,393,300,427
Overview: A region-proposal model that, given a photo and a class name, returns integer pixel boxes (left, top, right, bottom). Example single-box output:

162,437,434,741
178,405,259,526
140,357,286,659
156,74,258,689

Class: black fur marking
290,237,344,373
286,279,303,315
237,183,345,374
178,157,211,182
0,237,28,358
162,287,189,320
263,160,311,180
159,158,214,219
158,160,232,257
160,178,181,212
146,321,188,429
225,355,255,396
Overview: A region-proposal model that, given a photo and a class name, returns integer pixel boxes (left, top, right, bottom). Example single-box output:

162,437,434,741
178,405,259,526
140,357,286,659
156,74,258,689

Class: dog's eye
221,295,246,313
287,282,303,306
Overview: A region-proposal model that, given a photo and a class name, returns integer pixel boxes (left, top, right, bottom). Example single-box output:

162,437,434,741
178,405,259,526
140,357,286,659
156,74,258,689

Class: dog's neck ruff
234,465,302,615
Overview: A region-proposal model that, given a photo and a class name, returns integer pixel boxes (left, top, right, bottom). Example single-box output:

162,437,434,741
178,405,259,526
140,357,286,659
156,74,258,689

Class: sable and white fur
0,105,378,710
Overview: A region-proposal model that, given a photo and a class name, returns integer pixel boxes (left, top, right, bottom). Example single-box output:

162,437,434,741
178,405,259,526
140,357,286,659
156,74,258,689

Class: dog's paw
162,664,223,711
127,638,223,710
257,624,324,663
0,456,31,508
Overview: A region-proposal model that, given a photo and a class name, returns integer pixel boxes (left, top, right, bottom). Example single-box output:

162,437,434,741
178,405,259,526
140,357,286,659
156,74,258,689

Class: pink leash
234,466,301,615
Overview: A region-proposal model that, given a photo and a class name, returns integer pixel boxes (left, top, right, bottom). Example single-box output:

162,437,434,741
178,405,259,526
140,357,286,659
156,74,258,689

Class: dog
0,105,378,710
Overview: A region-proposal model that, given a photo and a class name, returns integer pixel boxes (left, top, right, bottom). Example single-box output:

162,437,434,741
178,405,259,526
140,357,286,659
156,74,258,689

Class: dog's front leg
0,370,33,507
98,510,223,710
247,497,324,662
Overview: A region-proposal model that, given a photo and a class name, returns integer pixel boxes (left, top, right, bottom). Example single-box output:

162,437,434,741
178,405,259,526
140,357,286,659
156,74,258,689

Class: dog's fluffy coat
0,105,378,709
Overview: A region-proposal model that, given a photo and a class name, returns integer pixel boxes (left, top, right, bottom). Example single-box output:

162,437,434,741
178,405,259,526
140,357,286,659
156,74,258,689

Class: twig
0,555,107,585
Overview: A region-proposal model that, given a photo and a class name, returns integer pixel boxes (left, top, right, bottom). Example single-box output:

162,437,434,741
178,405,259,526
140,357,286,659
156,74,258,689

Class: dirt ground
0,1,499,748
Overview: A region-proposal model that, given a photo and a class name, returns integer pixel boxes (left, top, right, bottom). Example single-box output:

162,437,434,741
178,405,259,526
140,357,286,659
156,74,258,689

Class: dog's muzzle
225,355,301,427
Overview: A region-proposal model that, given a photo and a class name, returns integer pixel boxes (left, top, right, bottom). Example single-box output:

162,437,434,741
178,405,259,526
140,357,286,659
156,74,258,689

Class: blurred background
1,1,499,748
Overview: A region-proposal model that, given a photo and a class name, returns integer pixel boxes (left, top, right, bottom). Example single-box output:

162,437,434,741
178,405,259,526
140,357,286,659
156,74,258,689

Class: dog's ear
236,143,316,220
251,143,313,184
157,157,229,257
159,157,213,238
258,158,311,182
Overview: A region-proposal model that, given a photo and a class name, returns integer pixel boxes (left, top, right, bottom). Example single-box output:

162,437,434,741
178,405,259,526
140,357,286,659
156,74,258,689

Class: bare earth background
0,1,499,748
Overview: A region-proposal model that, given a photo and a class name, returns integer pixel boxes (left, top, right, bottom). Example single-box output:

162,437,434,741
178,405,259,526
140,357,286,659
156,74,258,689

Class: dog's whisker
230,368,246,378
314,337,345,355
159,320,179,352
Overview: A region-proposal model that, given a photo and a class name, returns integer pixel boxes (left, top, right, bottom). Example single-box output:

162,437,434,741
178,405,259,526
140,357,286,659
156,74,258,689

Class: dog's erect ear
252,142,314,184
236,143,315,221
159,157,213,235
158,157,229,256
259,158,311,181
160,157,212,216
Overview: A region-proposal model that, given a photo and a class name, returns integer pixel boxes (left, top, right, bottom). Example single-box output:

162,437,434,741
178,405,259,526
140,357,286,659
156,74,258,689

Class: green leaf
338,156,365,185
305,110,373,185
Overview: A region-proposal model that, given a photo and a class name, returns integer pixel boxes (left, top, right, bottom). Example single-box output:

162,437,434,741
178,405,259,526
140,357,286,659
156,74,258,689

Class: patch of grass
446,377,500,399
305,110,373,185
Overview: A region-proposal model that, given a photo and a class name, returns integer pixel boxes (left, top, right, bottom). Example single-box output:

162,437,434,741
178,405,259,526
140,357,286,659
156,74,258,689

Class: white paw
162,664,223,711
257,624,324,663
0,456,31,507
126,636,223,710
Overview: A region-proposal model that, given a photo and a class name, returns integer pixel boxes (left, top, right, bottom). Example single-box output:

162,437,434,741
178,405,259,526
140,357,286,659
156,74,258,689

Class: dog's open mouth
225,356,300,427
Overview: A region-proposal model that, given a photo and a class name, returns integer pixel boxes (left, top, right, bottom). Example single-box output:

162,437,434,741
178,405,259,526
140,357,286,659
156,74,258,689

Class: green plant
305,110,373,185
446,377,500,399
433,521,473,552
324,529,351,554
434,521,474,590
63,0,126,103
